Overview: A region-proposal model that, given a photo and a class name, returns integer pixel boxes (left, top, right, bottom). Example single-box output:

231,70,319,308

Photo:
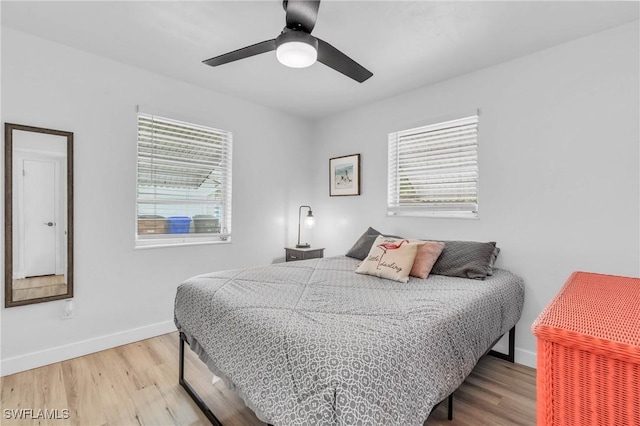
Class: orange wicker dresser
532,271,640,426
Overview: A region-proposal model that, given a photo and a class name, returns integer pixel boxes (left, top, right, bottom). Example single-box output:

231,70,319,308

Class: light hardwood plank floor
0,332,536,425
12,275,67,302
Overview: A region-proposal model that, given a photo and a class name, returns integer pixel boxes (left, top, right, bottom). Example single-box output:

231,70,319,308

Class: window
136,112,232,247
387,114,478,218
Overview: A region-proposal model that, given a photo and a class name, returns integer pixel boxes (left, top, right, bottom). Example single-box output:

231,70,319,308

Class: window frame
387,113,479,219
134,111,233,249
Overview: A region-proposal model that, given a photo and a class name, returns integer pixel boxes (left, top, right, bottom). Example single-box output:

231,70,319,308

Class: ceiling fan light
276,41,317,68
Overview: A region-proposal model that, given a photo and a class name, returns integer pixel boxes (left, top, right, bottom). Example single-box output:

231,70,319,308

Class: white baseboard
490,339,537,369
0,321,177,377
515,347,536,369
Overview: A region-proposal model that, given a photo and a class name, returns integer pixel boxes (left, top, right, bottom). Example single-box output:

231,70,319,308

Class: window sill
134,237,231,250
387,211,478,219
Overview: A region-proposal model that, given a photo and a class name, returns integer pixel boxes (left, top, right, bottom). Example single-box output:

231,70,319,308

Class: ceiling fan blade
284,0,320,33
203,39,276,67
316,38,373,83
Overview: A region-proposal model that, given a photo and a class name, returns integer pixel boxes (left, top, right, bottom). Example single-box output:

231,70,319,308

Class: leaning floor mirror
4,123,74,307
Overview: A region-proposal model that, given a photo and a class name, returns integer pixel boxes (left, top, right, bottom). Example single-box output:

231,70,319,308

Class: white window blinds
388,115,478,218
136,112,232,246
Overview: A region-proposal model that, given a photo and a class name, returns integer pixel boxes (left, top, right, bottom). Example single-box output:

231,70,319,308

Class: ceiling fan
203,0,373,83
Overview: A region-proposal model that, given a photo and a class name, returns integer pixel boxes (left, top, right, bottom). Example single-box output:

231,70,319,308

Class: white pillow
355,236,421,283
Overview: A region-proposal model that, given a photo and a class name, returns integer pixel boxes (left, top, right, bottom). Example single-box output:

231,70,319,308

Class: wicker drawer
532,272,640,426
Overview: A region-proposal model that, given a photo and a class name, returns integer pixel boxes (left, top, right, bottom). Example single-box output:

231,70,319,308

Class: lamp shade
304,211,316,229
275,31,318,69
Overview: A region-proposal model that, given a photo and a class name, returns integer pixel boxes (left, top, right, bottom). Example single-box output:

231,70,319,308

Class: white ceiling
2,1,638,119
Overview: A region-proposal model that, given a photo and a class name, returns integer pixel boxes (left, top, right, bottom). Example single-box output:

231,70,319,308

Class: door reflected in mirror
5,123,73,307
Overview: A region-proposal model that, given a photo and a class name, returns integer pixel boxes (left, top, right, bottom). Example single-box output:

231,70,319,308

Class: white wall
2,21,638,375
0,28,314,375
308,21,640,367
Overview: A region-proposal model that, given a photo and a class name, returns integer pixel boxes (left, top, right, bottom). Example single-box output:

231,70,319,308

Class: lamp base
296,243,310,248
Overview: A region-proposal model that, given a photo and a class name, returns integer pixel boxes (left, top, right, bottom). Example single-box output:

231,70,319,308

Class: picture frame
329,153,360,196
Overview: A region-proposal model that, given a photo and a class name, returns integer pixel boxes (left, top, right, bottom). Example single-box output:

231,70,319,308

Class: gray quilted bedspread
174,256,524,426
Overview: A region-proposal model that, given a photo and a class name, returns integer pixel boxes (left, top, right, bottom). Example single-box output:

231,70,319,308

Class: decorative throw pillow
345,227,403,261
487,247,501,276
430,241,499,279
346,227,381,260
355,236,421,283
410,241,445,279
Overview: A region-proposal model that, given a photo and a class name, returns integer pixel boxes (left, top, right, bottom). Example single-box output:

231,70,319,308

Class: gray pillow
346,227,402,260
430,241,499,279
345,227,381,260
487,246,501,276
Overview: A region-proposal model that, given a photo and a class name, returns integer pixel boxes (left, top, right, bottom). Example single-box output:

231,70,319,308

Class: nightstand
285,247,325,262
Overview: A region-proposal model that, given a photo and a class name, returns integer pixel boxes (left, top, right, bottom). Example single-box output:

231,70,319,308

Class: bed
174,255,524,425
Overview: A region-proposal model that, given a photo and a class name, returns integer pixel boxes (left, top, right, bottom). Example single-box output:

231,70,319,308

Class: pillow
355,236,420,283
430,241,498,279
487,247,501,276
410,241,445,279
346,227,403,260
346,227,381,260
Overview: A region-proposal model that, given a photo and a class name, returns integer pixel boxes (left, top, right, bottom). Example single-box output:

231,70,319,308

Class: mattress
174,255,524,425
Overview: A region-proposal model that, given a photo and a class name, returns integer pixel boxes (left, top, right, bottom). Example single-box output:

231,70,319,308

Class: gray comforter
174,256,524,425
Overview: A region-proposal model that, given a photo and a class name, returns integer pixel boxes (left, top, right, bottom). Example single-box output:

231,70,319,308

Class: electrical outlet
62,300,74,320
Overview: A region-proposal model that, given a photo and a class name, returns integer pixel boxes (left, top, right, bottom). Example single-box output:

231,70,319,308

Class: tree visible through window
136,112,232,247
387,114,479,218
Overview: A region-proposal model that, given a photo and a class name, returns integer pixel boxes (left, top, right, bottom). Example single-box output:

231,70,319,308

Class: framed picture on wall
329,154,360,196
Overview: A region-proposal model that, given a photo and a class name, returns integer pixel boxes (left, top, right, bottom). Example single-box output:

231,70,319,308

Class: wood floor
0,332,536,426
12,274,67,302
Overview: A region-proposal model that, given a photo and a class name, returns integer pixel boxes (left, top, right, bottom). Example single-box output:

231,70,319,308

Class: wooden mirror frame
4,123,74,308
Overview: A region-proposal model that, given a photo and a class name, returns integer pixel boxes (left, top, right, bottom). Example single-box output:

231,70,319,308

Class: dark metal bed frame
179,325,516,425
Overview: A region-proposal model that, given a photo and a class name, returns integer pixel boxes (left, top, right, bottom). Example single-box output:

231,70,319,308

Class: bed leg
179,333,224,426
488,325,516,363
507,326,515,363
447,394,453,421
